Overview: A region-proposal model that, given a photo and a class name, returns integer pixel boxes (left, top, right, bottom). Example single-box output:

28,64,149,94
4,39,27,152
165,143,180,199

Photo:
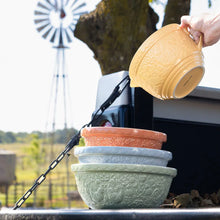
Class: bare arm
180,13,220,47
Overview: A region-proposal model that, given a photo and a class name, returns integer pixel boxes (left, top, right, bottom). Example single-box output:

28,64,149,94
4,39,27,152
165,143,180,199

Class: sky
0,0,220,133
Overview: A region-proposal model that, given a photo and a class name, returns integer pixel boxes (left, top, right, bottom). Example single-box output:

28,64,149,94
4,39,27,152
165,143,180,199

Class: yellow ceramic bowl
129,23,205,100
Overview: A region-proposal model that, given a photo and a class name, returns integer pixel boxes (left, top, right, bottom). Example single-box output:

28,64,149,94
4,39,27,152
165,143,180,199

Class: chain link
13,75,130,210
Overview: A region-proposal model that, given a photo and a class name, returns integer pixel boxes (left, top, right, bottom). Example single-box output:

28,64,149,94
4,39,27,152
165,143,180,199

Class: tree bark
74,0,158,75
162,0,191,26
74,0,191,75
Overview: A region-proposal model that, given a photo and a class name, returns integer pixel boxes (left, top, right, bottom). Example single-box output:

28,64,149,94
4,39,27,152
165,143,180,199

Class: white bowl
74,146,172,166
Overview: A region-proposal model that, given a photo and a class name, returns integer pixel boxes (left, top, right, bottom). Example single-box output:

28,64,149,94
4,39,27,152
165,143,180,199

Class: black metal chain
13,75,130,210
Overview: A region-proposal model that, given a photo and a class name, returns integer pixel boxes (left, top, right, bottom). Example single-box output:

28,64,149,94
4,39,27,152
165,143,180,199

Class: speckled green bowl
71,163,177,209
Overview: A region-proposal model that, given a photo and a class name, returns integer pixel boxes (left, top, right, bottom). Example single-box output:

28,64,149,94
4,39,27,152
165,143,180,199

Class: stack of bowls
71,127,177,209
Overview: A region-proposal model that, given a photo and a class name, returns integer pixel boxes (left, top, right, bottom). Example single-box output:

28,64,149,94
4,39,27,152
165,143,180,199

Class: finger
180,15,191,28
189,29,202,44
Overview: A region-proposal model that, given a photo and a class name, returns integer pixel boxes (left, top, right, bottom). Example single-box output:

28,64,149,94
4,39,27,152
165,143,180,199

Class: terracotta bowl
71,163,177,209
81,127,167,150
74,146,172,166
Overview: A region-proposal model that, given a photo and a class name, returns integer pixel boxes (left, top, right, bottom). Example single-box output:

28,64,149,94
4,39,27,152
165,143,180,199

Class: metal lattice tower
34,0,87,208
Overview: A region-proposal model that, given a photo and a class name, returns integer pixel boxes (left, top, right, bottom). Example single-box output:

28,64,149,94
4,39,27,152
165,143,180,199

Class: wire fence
0,178,86,209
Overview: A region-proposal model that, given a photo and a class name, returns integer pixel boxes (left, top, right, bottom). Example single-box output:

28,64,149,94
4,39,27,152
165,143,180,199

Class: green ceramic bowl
71,163,177,209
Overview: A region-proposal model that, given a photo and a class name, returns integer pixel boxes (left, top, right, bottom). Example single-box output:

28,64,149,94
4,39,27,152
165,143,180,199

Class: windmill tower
34,0,87,207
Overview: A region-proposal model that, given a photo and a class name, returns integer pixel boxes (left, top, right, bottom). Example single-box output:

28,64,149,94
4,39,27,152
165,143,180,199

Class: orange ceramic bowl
81,127,167,150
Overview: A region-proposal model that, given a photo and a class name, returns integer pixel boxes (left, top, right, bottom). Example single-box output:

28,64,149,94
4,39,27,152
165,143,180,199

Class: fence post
5,184,9,207
62,177,65,196
48,181,53,207
33,189,37,207
14,181,17,204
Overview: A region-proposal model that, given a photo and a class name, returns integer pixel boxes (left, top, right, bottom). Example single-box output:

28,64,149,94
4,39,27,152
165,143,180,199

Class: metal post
14,181,17,204
48,182,53,207
5,184,8,207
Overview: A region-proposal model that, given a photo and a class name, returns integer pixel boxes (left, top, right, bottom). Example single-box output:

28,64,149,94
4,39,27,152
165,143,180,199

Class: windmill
34,0,87,207
34,0,86,47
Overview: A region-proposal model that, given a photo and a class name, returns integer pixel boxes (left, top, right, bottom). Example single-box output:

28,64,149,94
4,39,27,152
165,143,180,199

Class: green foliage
0,130,16,143
22,134,46,175
0,130,5,143
78,137,85,146
0,128,78,144
5,132,16,143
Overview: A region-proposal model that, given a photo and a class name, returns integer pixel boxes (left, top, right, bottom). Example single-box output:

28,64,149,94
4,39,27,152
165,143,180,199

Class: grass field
0,142,87,209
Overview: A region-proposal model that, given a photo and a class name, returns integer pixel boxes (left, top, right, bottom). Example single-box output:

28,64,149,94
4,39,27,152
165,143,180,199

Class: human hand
180,13,220,47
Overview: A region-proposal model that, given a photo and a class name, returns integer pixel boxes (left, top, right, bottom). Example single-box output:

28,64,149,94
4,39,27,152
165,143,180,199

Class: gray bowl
71,163,177,209
74,146,172,166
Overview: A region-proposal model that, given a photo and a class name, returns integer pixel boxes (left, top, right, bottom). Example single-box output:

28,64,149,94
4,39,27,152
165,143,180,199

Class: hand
180,13,220,47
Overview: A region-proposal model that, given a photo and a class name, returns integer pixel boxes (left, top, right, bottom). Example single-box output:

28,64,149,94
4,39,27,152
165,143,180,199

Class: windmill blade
70,0,79,9
37,2,51,11
50,28,58,43
54,0,58,11
65,0,70,6
61,0,64,9
42,26,54,39
34,18,50,24
73,11,87,16
69,20,77,27
73,18,79,22
34,10,50,16
64,29,73,43
37,22,50,32
44,0,55,8
68,24,75,34
72,2,86,13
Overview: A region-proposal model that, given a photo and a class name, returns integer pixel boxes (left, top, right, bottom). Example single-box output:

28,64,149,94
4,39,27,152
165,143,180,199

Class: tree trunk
74,0,158,75
162,0,191,26
74,0,191,75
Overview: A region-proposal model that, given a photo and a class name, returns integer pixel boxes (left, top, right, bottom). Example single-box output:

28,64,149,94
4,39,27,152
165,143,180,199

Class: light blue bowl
74,146,172,166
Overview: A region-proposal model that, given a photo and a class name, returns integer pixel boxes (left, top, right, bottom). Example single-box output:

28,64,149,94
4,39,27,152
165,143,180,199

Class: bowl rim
74,146,172,160
81,127,167,142
71,163,177,177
